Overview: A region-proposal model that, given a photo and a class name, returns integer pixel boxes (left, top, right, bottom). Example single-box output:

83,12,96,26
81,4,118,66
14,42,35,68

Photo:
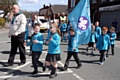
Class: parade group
5,4,117,79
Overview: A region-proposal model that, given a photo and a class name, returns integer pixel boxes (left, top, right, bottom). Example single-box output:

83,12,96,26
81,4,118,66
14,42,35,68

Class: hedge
0,18,5,26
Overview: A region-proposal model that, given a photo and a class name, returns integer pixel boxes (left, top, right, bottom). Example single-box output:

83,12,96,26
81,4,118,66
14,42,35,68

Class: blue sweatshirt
68,35,78,52
60,23,67,32
32,32,44,52
95,26,101,37
46,32,61,54
97,34,110,50
89,30,96,42
108,32,117,45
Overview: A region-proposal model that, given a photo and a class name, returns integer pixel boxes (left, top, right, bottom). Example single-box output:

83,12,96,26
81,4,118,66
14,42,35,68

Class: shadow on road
70,59,99,64
0,51,20,54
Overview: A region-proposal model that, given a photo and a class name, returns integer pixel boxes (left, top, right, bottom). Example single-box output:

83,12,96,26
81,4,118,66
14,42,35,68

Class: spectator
112,19,118,31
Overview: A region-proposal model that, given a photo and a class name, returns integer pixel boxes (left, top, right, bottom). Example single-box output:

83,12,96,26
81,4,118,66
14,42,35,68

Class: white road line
0,59,73,79
58,61,73,72
0,59,45,62
58,61,85,80
0,71,73,79
0,75,13,79
0,41,10,43
0,52,84,80
3,61,31,75
73,73,85,80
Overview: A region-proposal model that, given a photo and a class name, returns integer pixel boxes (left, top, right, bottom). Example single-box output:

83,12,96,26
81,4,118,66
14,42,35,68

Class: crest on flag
78,16,89,31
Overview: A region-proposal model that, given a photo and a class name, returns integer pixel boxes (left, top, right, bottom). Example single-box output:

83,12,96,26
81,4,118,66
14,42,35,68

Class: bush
0,18,5,27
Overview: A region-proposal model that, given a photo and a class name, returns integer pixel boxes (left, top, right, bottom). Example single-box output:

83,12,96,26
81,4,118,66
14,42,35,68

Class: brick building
39,4,68,19
68,0,120,32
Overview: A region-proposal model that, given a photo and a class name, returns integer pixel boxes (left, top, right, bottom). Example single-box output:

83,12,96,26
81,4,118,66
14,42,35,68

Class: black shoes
62,67,68,71
76,64,82,69
112,53,114,55
49,73,57,79
31,70,38,74
18,62,25,66
4,63,13,66
42,65,46,72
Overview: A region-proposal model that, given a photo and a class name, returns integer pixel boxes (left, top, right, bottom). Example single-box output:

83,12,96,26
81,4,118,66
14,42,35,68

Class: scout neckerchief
11,12,22,25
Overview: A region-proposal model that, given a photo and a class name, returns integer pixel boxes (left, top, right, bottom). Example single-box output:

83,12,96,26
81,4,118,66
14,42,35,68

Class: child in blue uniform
86,24,96,55
43,22,61,78
31,23,44,74
106,27,117,56
97,27,110,65
62,28,82,70
95,21,101,50
60,20,67,42
95,21,101,38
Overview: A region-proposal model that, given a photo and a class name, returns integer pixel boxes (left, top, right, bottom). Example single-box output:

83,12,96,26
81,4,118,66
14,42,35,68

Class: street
0,30,120,80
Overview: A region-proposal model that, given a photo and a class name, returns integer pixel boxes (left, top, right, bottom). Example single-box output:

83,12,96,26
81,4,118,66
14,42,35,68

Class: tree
0,0,18,18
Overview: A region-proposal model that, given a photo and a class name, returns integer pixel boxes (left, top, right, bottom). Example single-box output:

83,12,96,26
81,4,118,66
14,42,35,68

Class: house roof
51,5,68,14
39,4,68,15
39,9,48,15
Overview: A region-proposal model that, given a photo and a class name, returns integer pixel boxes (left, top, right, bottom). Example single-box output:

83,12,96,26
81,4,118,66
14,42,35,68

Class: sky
18,0,68,11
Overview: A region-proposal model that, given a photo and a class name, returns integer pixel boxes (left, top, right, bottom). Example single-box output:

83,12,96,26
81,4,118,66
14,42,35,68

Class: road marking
0,59,73,79
0,59,45,62
3,61,31,75
73,73,85,80
0,71,73,79
58,61,85,80
58,61,73,72
0,41,10,43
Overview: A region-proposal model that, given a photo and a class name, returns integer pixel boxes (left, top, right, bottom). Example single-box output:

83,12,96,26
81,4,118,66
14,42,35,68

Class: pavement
0,28,120,80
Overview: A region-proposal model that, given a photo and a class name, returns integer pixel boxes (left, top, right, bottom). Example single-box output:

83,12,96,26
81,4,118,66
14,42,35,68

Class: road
0,30,120,80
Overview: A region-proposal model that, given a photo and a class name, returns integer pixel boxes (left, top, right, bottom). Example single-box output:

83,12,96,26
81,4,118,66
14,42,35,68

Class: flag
68,0,91,47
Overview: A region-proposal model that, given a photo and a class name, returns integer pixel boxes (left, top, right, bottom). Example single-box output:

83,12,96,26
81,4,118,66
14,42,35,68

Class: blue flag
68,0,91,47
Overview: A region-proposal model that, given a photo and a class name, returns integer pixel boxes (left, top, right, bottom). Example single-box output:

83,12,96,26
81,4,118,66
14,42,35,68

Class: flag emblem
78,16,89,31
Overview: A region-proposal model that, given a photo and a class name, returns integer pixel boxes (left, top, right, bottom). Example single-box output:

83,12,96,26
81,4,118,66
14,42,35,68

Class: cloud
22,0,38,3
61,0,68,5
18,0,68,11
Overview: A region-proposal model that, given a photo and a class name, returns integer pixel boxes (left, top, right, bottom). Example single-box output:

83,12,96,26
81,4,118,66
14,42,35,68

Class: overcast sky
18,0,68,11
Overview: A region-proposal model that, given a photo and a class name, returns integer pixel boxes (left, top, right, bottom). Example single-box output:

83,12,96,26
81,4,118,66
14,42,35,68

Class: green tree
0,0,18,18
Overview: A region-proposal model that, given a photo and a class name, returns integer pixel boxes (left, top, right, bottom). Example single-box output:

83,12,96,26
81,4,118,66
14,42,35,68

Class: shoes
76,64,82,69
4,63,13,66
42,65,46,72
18,62,25,66
31,70,38,74
106,53,109,57
99,62,104,65
49,73,57,79
91,51,95,56
86,48,88,52
104,56,107,61
112,53,114,55
62,67,67,71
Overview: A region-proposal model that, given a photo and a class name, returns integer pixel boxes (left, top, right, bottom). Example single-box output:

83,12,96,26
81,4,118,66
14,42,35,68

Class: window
92,0,97,3
101,0,107,2
109,0,115,1
71,0,75,8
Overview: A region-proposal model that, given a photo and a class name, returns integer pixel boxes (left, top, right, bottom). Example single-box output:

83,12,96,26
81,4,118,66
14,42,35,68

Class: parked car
39,19,50,32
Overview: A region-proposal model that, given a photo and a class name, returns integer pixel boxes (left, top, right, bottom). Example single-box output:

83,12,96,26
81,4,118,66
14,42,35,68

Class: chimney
49,3,52,7
43,4,45,8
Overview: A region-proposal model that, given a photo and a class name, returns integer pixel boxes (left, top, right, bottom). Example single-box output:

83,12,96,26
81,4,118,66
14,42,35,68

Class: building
99,0,120,32
39,4,68,19
68,0,120,32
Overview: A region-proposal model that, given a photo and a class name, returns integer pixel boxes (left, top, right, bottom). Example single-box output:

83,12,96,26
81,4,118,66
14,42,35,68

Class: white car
39,19,50,32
